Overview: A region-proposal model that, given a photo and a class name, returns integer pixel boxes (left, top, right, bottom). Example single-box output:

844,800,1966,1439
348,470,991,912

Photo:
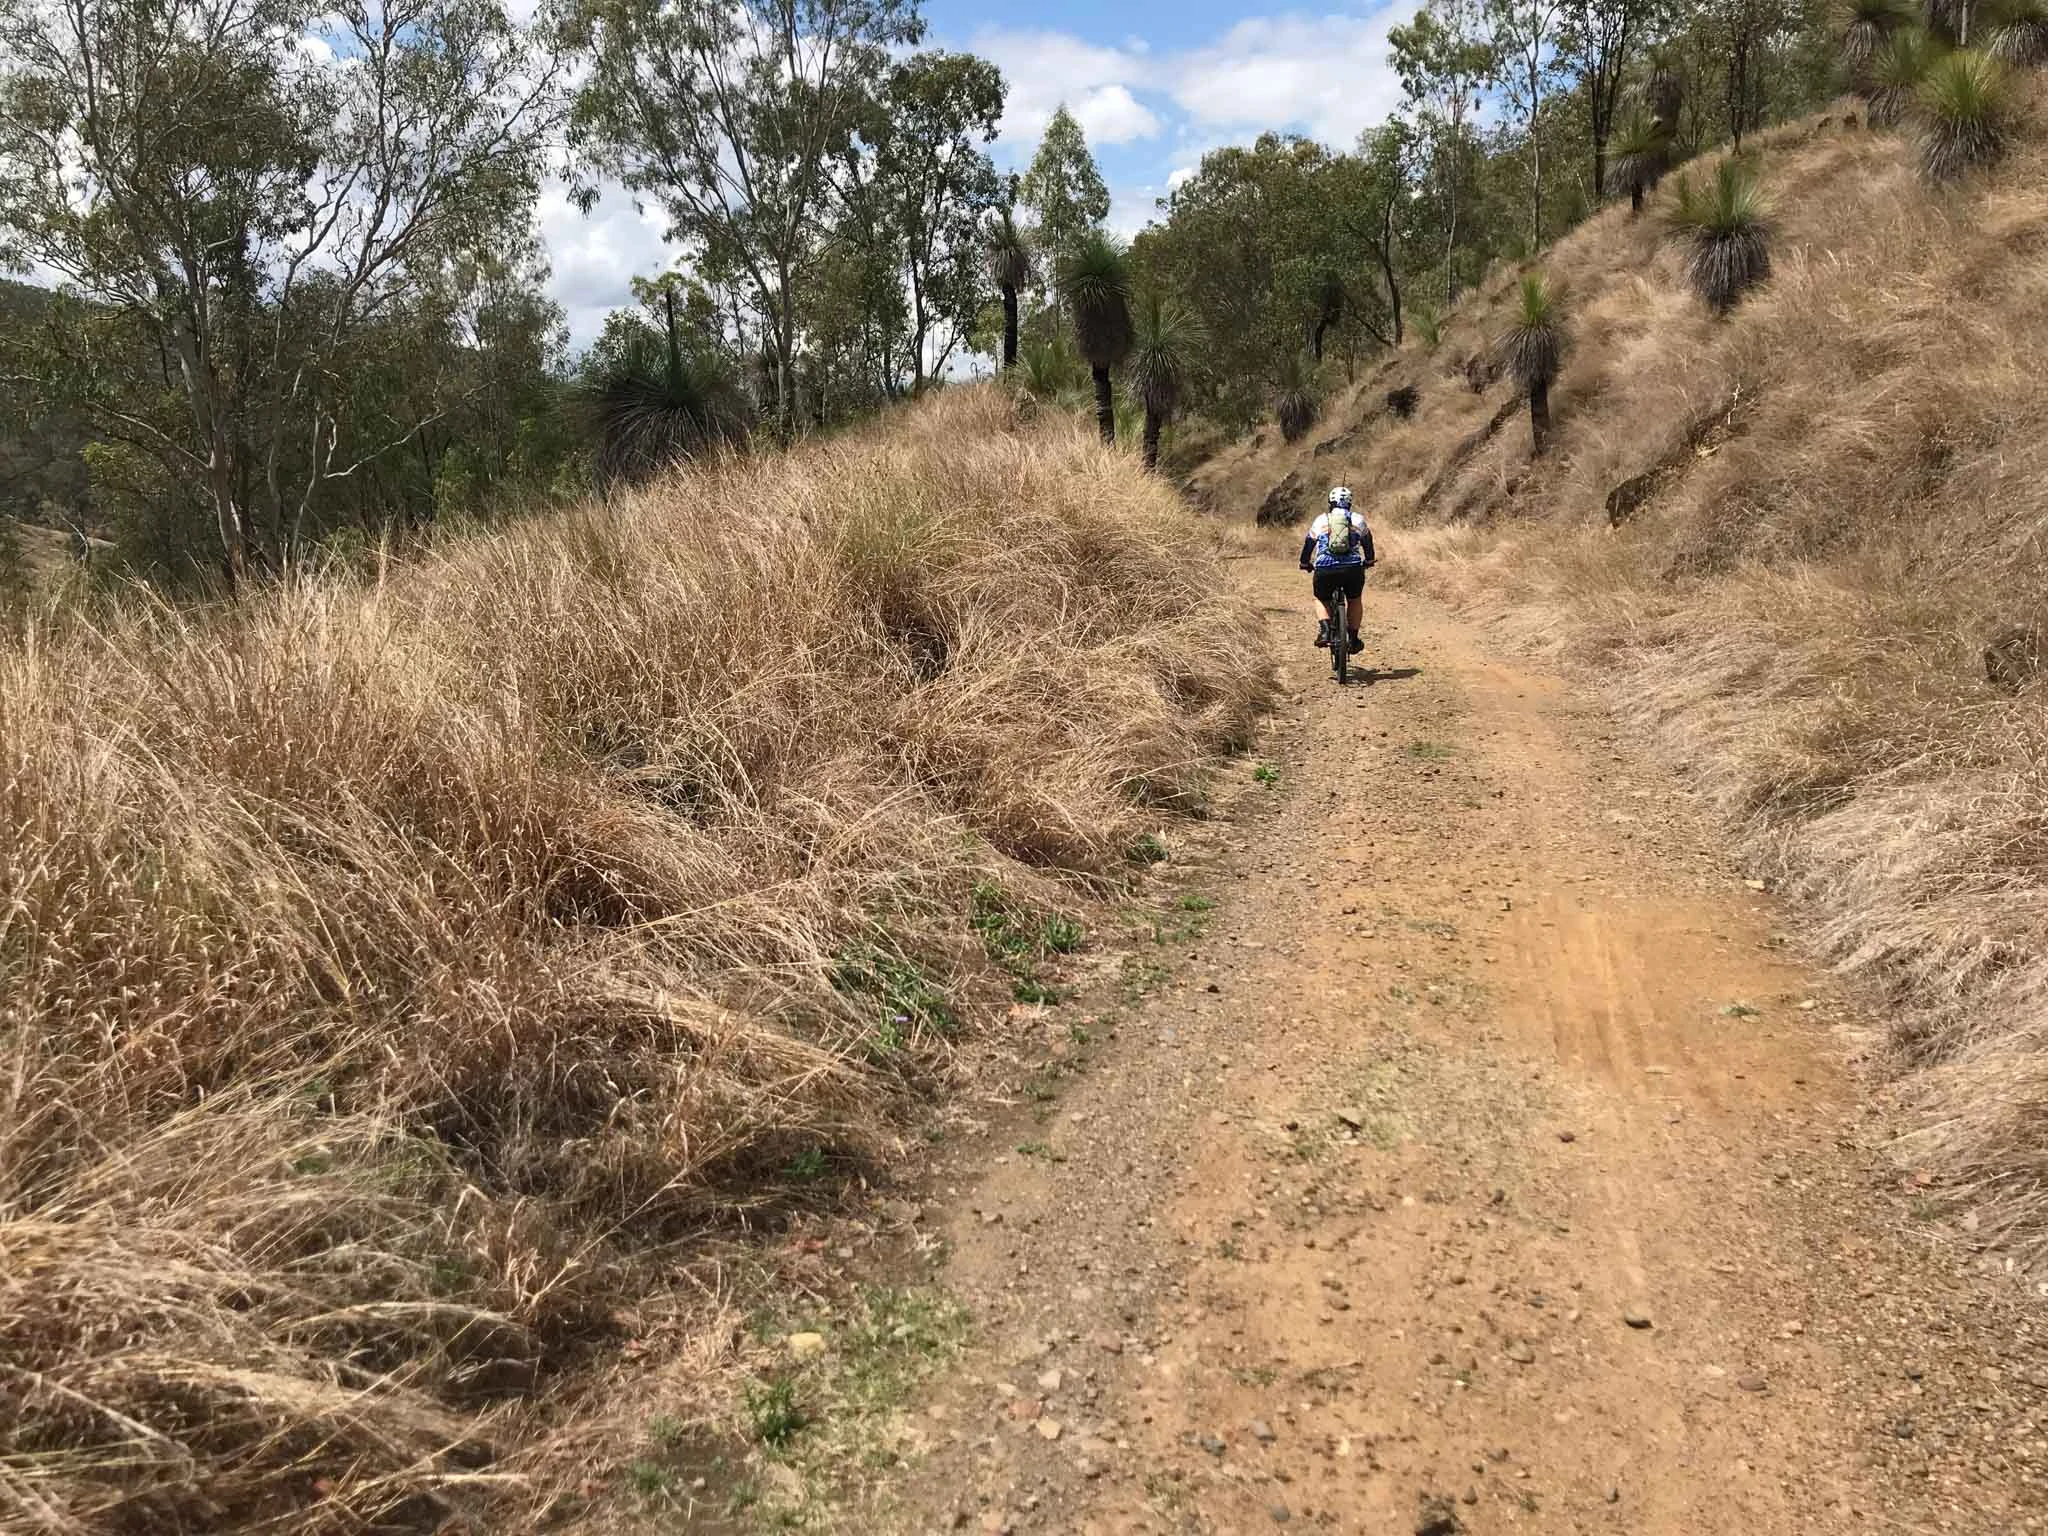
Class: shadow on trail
1357,666,1422,684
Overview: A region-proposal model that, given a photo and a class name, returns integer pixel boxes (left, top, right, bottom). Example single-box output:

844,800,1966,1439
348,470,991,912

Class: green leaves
1132,133,1382,427
1019,105,1110,280
586,307,750,489
1915,49,2014,180
0,0,565,578
1274,350,1321,444
1128,289,1205,467
1608,109,1668,213
1985,0,2048,62
1128,289,1203,419
1866,25,1944,125
566,0,923,431
1496,271,1565,394
985,205,1032,295
1840,0,1919,72
1665,158,1772,315
1059,232,1134,373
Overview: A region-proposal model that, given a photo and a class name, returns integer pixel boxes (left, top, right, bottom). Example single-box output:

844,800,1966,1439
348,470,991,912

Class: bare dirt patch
818,563,2041,1535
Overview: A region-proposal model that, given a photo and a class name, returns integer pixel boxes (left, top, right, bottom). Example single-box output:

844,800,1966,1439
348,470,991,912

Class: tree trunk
1143,408,1162,469
1630,184,1644,215
1310,320,1328,362
1001,285,1019,369
1529,381,1551,455
1443,196,1457,308
1092,368,1115,445
1593,137,1608,199
1379,198,1404,347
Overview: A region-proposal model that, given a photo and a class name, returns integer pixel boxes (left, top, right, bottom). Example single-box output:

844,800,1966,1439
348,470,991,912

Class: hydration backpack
1325,512,1357,560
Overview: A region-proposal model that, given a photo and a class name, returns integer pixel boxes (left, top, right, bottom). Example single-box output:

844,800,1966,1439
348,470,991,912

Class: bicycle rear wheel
1332,611,1349,685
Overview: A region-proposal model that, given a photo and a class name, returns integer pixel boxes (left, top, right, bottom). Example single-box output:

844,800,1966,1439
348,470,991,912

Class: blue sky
541,1,1412,346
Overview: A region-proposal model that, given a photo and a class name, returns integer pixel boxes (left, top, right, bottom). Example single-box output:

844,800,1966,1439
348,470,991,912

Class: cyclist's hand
1299,560,1312,572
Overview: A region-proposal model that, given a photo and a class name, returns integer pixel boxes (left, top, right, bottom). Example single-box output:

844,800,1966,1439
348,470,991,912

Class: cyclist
1300,486,1374,654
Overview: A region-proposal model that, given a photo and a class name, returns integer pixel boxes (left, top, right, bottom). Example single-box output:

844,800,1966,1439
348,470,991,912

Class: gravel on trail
847,562,2042,1536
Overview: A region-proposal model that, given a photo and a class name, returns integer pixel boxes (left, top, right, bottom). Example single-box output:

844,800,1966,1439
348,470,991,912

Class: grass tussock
1222,91,2048,1271
0,384,1272,1531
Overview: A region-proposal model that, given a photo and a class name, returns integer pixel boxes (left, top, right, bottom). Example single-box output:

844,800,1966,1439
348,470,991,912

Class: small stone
1744,878,1767,892
1269,1503,1292,1524
1094,1332,1124,1355
1622,1310,1653,1330
1557,1130,1577,1143
1249,1419,1277,1443
1505,1340,1537,1364
1415,1493,1464,1536
786,1331,827,1360
1606,1487,1621,1504
1035,1417,1063,1441
1006,1396,1042,1422
1737,1374,1769,1393
1036,1369,1064,1394
1198,1434,1227,1457
1780,1320,1805,1337
1461,1487,1479,1505
979,1512,1009,1535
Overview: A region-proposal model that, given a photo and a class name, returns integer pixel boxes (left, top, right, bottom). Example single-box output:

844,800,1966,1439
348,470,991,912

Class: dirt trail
861,559,2042,1536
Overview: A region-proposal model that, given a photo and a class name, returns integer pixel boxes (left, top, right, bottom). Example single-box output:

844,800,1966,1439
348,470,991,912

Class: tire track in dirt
855,560,2040,1536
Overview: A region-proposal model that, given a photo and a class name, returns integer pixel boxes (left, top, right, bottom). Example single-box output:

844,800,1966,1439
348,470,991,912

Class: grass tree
1867,27,1944,122
1666,159,1773,315
1843,0,1920,74
1915,49,2013,176
1060,233,1135,445
1128,291,1204,470
1274,350,1322,443
1019,335,1090,405
1985,0,2048,59
1310,274,1346,362
1496,272,1566,455
986,207,1033,370
590,296,750,491
1609,111,1667,215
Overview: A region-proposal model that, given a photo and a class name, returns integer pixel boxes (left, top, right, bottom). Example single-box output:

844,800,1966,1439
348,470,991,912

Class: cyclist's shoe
1347,633,1364,655
1314,619,1331,648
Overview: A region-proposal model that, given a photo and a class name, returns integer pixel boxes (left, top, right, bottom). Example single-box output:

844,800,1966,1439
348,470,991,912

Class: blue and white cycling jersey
1308,509,1370,568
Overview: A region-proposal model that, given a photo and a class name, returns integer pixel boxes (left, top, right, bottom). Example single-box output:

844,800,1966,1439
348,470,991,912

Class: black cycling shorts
1311,565,1366,602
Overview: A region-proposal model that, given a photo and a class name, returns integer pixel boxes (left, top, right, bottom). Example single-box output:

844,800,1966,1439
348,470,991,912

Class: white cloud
967,26,1152,147
1171,11,1407,148
1071,84,1161,146
1105,182,1165,240
538,183,671,349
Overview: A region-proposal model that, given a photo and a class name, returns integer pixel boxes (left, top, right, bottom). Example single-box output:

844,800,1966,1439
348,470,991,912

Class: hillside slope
0,388,1273,1532
1194,102,2048,1270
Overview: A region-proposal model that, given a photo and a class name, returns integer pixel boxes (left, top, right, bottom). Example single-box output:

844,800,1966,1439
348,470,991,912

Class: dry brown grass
1224,94,2048,1271
0,385,1273,1531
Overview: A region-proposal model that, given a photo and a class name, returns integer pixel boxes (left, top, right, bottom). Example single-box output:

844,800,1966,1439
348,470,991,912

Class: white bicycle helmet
1328,486,1353,511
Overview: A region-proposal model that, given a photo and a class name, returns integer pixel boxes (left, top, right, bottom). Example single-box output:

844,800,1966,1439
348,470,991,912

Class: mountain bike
1316,567,1366,685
